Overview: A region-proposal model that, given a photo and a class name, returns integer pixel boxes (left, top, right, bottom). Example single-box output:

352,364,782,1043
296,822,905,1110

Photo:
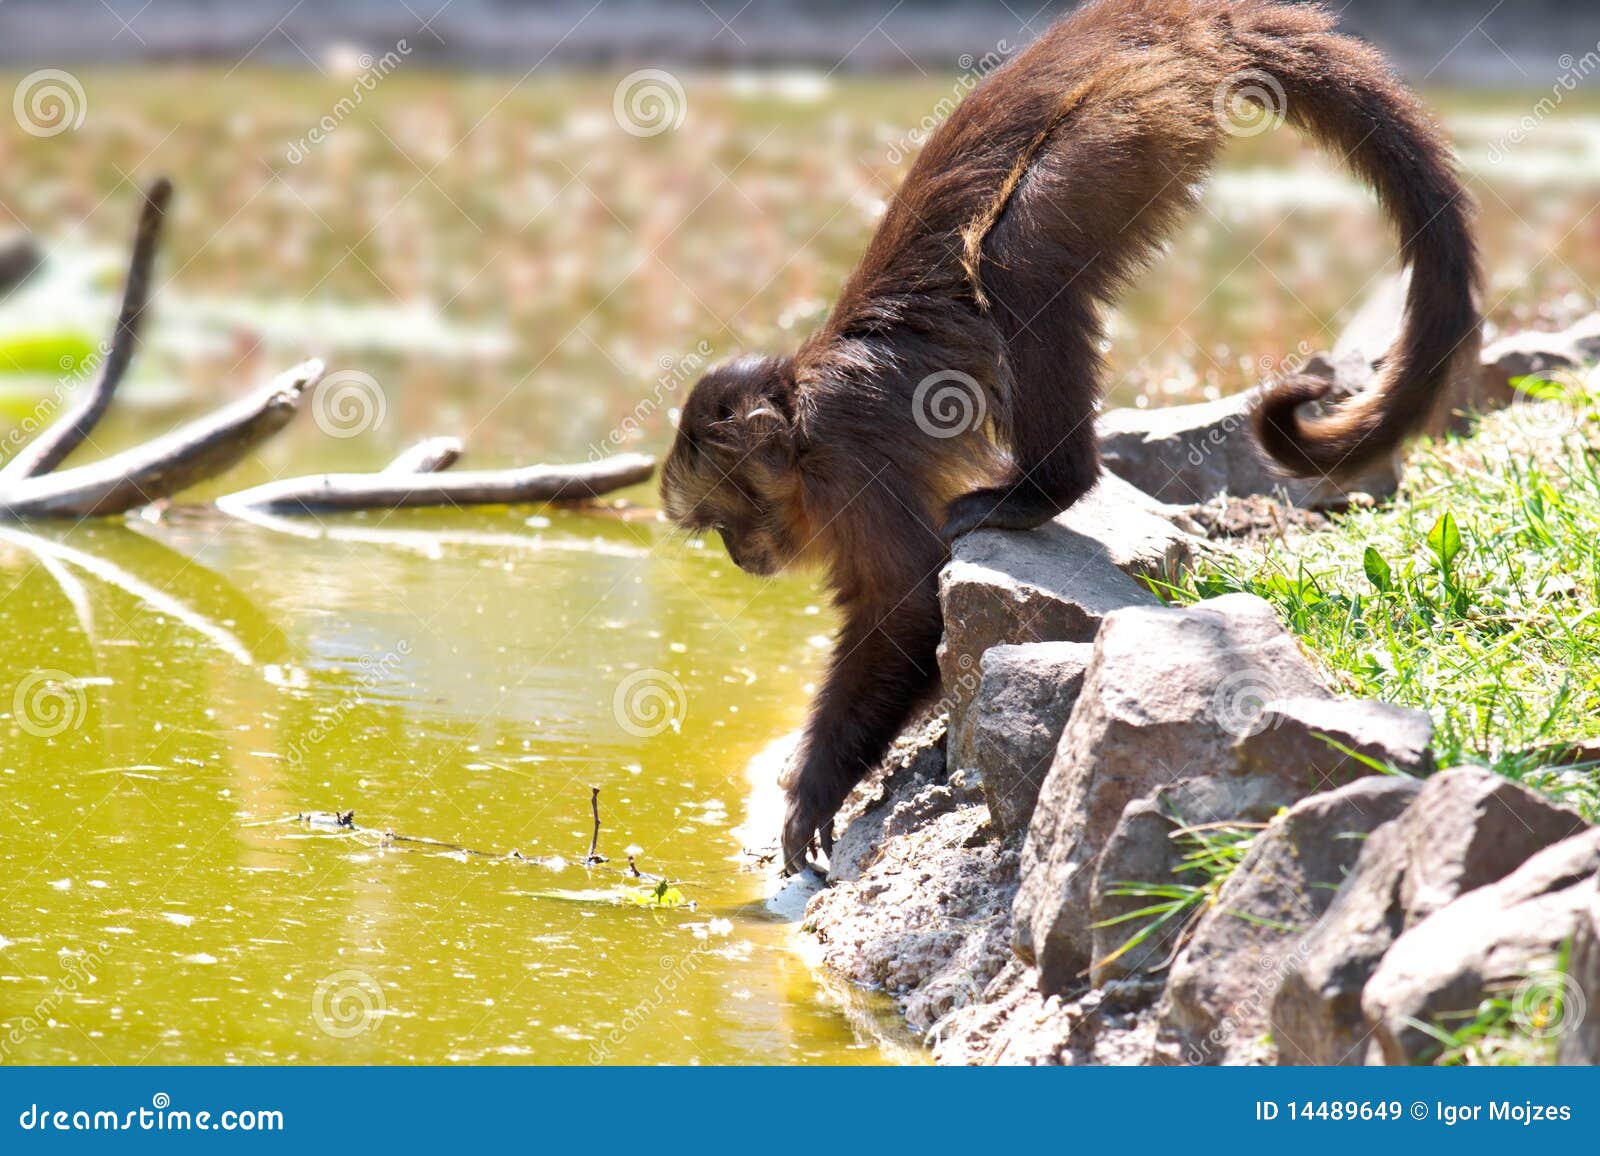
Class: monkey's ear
736,404,796,465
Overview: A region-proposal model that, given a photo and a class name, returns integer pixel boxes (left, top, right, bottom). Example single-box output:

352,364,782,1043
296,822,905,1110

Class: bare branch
0,359,323,519
215,451,655,516
0,179,173,482
382,436,464,474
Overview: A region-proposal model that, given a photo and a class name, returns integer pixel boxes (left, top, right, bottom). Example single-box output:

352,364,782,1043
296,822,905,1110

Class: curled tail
1233,2,1481,479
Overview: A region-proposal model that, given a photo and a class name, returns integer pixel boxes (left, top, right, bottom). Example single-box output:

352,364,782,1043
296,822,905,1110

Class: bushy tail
1233,2,1481,479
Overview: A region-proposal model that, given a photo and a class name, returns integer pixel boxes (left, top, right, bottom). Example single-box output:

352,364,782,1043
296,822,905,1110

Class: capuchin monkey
660,0,1481,874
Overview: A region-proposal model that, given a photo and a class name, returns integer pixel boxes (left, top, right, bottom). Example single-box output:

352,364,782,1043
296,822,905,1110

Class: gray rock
1557,878,1600,1064
948,642,1093,840
1476,313,1600,416
1155,777,1422,1065
0,232,42,296
1014,593,1335,994
937,508,1160,743
1363,829,1600,1064
1056,471,1204,583
1088,698,1432,986
1098,390,1397,510
1273,766,1590,1065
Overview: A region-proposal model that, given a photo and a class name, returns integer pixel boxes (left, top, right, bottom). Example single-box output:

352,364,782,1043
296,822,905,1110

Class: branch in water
215,452,656,516
586,786,607,865
0,179,172,482
0,360,323,519
382,436,464,475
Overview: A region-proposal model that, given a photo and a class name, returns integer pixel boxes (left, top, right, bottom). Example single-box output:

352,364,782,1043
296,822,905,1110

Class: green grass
1172,378,1600,821
1405,945,1578,1066
1091,814,1265,972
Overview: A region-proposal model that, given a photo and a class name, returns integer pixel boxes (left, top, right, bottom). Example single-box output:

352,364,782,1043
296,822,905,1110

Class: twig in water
585,786,607,865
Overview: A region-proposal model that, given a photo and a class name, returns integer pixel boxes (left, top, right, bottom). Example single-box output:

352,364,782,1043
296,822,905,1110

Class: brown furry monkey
660,0,1480,873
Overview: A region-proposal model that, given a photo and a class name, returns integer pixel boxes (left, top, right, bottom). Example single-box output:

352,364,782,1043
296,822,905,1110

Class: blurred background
0,0,1598,1067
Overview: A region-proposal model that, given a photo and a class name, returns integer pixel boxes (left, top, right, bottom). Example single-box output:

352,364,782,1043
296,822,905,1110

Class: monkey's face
661,356,807,578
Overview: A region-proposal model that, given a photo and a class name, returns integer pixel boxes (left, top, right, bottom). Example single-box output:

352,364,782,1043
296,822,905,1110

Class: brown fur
660,0,1481,873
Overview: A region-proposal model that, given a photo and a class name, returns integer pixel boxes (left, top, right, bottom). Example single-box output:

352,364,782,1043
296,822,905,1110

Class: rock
937,505,1161,743
1272,766,1591,1065
1098,391,1397,509
803,720,1018,1036
826,716,949,885
1362,828,1600,1064
0,231,41,296
1054,471,1203,582
947,642,1093,839
1088,698,1432,985
1476,313,1600,415
1558,879,1600,1064
1015,593,1342,994
1154,777,1421,1065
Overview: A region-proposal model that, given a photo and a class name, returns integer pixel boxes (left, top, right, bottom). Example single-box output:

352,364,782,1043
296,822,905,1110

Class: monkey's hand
781,792,833,877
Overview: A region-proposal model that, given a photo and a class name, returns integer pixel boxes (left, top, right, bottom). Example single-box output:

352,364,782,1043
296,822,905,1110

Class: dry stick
382,436,464,474
0,178,172,482
0,360,324,519
214,451,656,516
585,785,606,865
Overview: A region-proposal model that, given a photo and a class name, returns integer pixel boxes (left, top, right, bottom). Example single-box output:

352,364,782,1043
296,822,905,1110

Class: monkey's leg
782,573,943,874
940,309,1102,540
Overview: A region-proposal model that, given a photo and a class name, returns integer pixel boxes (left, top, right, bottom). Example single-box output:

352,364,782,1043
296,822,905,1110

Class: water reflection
0,509,899,1064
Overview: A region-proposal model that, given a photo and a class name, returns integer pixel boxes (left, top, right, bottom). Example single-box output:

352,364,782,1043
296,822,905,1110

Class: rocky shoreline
779,303,1600,1066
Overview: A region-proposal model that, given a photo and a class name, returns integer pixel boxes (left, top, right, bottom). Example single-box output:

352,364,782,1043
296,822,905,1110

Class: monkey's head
661,355,810,577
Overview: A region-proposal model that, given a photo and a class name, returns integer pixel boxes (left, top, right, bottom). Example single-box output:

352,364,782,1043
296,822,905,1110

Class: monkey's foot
940,487,1060,542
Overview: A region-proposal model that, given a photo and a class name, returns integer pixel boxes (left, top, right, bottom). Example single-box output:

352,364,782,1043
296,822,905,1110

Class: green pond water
1,71,1597,1064
0,501,912,1064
